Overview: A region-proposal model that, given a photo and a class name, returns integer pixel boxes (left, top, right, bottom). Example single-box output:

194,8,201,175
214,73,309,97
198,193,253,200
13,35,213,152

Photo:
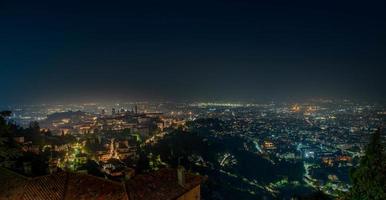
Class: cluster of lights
194,103,244,107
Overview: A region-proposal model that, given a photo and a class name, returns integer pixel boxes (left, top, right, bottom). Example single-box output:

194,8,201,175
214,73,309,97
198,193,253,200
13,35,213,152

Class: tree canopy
0,111,21,167
344,128,386,200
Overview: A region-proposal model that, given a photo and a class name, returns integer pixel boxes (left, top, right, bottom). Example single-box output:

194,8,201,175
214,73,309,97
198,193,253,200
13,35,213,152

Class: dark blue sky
1,0,385,104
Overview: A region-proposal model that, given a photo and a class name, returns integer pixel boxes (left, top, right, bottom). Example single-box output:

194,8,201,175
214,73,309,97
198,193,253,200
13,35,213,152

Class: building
125,168,202,200
0,167,202,200
263,140,276,150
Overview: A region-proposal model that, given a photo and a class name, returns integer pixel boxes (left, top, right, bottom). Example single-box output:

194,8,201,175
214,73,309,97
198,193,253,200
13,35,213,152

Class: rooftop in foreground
0,167,202,200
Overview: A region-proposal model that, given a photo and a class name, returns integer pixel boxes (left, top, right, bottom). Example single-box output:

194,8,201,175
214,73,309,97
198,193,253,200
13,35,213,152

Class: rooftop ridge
0,167,202,200
69,171,124,186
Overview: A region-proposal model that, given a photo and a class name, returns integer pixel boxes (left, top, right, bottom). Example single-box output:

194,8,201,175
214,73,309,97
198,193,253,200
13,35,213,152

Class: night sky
1,0,385,104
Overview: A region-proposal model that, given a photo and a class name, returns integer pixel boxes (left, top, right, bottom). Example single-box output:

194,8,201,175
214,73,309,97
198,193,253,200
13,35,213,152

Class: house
0,167,202,200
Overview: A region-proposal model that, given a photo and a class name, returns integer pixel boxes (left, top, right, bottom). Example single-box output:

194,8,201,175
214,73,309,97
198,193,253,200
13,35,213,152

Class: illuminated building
13,136,25,144
263,141,276,150
291,104,301,112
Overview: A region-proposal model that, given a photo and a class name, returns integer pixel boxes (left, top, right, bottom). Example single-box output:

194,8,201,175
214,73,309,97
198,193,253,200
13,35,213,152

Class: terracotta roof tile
125,168,202,200
0,167,28,200
0,168,202,200
21,172,67,200
65,173,127,200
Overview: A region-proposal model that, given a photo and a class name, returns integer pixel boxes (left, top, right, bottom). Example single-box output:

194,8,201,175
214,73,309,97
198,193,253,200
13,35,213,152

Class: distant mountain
46,110,86,121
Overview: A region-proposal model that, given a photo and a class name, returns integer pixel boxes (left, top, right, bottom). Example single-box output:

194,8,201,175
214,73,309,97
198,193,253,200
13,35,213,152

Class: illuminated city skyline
1,1,385,199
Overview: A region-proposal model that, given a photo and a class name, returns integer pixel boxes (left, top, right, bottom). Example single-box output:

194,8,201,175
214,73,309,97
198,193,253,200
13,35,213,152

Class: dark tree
294,191,331,200
136,150,150,173
344,128,386,200
0,111,21,167
26,121,45,146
